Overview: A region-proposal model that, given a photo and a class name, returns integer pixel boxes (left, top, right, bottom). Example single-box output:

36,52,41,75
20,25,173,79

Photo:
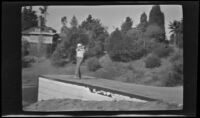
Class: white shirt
76,47,85,58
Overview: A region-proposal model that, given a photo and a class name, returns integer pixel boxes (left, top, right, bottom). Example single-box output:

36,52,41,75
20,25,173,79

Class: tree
39,6,48,31
148,5,166,41
149,5,165,31
80,14,93,31
137,12,148,54
60,16,69,37
144,24,164,39
80,14,109,57
169,34,175,44
106,28,145,62
61,16,67,26
21,6,38,30
137,12,148,33
121,17,133,34
70,15,78,28
106,28,124,61
51,16,90,65
169,20,183,48
126,28,139,41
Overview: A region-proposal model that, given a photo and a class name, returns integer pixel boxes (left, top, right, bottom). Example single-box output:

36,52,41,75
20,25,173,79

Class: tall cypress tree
137,12,148,32
148,5,166,41
149,5,165,33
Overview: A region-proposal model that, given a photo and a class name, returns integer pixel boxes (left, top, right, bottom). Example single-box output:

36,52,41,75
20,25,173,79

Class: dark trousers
75,57,83,79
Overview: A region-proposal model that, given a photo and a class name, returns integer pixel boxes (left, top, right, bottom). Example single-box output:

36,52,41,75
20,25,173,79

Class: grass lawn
22,59,92,86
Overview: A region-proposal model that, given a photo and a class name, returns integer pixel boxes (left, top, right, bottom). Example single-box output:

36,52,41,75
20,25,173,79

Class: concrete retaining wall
38,77,147,102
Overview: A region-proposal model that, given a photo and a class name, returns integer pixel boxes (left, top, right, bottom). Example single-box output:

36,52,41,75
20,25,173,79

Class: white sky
31,5,182,39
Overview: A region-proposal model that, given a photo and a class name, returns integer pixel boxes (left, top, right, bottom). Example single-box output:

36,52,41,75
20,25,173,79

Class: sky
31,5,182,39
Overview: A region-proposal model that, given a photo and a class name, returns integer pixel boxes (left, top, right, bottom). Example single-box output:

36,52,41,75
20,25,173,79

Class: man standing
74,43,86,79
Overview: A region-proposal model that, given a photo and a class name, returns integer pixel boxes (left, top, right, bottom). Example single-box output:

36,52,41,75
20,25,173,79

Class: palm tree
169,20,182,47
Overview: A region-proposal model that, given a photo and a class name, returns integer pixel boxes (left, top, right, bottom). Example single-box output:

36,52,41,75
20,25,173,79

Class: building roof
22,26,57,35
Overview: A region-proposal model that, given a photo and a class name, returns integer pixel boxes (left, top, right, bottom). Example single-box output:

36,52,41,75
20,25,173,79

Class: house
22,26,57,44
22,26,59,57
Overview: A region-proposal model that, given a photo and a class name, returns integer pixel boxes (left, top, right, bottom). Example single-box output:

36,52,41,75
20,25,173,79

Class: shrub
130,47,146,60
106,30,146,62
145,54,161,68
87,41,104,58
173,60,183,74
170,50,183,63
94,59,127,80
153,44,174,58
22,40,30,57
169,49,183,86
87,57,101,72
45,44,53,58
160,59,183,87
164,71,183,87
144,24,165,42
99,54,112,68
22,56,35,68
50,43,69,67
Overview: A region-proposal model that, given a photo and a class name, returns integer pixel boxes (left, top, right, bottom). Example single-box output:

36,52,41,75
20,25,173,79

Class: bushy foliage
164,65,183,87
106,29,146,62
94,62,127,80
153,45,174,58
126,28,139,40
121,17,133,34
87,57,101,72
21,6,38,30
80,15,109,58
45,44,53,58
152,51,183,87
172,60,183,76
87,41,104,58
22,56,35,68
22,40,30,58
52,14,108,65
144,24,165,42
106,28,125,61
99,54,113,68
22,40,35,68
170,50,183,63
145,54,161,68
164,51,183,86
145,38,159,53
51,27,90,66
177,34,183,49
50,43,68,67
129,39,147,60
